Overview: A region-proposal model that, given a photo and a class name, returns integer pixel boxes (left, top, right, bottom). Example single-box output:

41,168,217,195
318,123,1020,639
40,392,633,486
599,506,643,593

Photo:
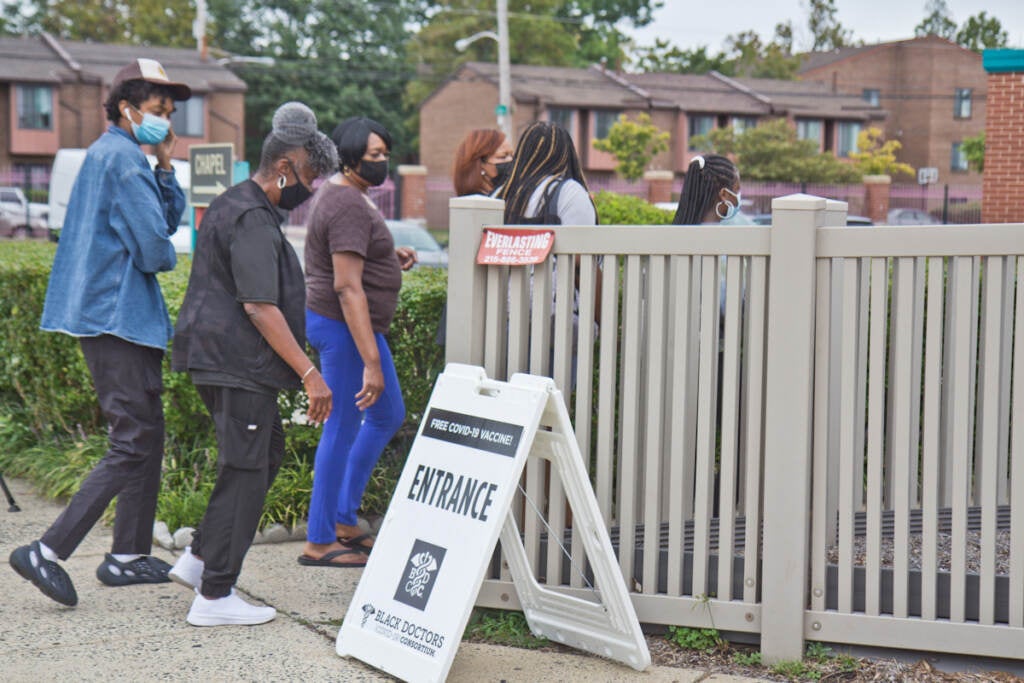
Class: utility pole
496,0,511,138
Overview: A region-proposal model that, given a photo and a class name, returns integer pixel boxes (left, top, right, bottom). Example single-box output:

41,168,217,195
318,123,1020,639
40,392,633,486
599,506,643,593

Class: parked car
49,148,193,252
385,220,448,268
886,208,938,225
751,213,874,227
0,186,49,237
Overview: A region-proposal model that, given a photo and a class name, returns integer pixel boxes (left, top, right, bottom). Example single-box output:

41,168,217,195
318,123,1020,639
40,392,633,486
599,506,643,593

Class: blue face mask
716,187,741,221
124,106,170,145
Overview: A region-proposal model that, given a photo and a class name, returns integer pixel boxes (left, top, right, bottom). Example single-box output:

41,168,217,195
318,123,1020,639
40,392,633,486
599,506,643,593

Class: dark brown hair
452,129,506,196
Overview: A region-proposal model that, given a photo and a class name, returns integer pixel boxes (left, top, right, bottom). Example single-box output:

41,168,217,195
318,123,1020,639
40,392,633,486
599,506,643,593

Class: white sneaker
168,546,204,589
186,588,276,627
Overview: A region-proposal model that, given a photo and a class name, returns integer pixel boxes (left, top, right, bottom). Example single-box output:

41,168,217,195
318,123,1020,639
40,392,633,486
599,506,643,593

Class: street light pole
496,0,511,138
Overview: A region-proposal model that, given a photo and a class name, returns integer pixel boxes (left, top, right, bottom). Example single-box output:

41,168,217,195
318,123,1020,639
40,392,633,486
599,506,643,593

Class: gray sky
624,0,1024,53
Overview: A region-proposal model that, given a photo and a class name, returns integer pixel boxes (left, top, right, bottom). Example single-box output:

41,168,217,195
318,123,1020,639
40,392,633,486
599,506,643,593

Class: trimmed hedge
0,242,447,529
594,190,674,225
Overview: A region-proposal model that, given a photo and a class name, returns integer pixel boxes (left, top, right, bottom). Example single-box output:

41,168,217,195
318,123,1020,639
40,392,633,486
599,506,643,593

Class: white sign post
336,364,649,681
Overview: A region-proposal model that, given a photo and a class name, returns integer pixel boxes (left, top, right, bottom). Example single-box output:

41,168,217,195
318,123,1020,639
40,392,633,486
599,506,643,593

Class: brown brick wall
0,84,9,168
801,38,986,185
207,92,246,161
981,72,1024,223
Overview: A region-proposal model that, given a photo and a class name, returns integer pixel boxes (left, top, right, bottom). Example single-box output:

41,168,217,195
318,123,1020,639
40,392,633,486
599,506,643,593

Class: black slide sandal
297,548,366,567
337,532,374,555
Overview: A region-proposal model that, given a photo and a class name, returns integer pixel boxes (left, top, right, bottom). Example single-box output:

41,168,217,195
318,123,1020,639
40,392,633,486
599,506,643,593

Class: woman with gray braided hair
672,154,742,225
169,102,337,626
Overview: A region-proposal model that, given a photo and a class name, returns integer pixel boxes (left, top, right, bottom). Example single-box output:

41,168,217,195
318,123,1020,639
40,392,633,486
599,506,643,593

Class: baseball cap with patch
112,58,191,101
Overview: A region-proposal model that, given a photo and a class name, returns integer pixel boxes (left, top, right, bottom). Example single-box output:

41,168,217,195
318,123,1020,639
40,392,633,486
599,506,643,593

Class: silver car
386,220,448,268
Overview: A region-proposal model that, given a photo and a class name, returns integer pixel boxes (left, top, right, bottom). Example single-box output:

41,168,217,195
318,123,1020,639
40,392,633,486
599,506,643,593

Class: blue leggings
306,309,405,544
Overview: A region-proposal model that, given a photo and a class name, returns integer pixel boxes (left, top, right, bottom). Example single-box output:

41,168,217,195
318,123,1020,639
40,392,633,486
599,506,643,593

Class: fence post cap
449,196,505,210
642,170,674,181
863,174,892,185
771,193,828,211
397,164,428,176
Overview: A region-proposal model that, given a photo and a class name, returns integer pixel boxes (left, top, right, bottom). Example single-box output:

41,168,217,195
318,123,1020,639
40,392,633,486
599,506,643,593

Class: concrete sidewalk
0,476,766,682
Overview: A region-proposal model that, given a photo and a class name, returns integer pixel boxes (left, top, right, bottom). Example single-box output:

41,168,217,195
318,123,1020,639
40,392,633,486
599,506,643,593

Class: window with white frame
796,118,823,146
688,114,715,149
594,110,621,139
171,95,204,137
862,89,880,107
548,107,574,133
954,88,972,119
836,121,862,157
951,142,969,172
730,116,757,134
16,84,53,130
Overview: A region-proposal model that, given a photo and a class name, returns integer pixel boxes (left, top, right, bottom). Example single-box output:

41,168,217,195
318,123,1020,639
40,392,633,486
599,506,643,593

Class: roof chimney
193,0,208,61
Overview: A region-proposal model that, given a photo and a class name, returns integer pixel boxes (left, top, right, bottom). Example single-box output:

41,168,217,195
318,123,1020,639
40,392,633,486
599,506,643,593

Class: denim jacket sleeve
109,165,181,274
155,167,187,236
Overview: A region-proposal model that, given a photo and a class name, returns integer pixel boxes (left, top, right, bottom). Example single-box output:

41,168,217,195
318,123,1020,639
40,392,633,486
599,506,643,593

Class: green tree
725,27,802,78
807,0,854,51
632,41,732,74
28,0,196,47
915,0,957,39
961,131,985,172
692,118,860,183
592,113,669,181
956,12,1008,52
848,127,914,178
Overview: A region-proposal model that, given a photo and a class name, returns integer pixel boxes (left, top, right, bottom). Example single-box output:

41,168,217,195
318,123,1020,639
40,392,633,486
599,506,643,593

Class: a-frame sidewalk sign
336,364,650,682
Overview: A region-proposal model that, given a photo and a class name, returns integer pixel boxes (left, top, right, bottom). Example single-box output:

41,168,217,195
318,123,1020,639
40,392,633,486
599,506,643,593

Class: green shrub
0,242,448,529
593,190,674,225
666,625,720,651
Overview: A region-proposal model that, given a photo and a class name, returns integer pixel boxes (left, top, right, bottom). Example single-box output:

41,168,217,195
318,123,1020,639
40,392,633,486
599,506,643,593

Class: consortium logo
394,539,446,611
360,603,376,628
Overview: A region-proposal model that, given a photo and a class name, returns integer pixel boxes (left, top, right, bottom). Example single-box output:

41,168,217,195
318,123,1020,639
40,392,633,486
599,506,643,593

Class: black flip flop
297,548,366,567
337,532,374,555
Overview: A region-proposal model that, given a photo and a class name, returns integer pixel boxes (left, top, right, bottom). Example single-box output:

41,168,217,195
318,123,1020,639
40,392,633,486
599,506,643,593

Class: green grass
462,609,549,649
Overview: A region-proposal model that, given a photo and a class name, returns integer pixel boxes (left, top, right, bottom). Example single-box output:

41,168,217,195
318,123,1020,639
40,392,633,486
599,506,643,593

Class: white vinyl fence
444,195,1024,662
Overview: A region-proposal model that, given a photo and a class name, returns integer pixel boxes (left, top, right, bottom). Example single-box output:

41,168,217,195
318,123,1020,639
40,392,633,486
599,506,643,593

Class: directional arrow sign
189,143,234,207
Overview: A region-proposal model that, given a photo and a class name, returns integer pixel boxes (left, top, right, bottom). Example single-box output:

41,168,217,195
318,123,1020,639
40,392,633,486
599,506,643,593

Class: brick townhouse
0,33,246,179
419,61,883,226
799,35,987,185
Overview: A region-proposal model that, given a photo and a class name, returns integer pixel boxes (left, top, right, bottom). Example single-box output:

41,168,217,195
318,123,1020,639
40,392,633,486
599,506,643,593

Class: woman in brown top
300,117,416,567
452,128,514,197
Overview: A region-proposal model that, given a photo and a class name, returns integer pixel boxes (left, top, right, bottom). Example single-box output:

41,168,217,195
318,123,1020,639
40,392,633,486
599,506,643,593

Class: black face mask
278,162,312,210
492,161,513,187
358,159,389,187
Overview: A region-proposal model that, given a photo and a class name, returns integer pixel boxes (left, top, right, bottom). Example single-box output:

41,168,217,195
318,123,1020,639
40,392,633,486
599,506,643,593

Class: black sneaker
9,541,78,606
96,554,172,586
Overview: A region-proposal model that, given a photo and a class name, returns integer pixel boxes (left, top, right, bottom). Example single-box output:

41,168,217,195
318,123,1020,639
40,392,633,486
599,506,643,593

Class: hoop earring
715,201,728,219
277,175,287,189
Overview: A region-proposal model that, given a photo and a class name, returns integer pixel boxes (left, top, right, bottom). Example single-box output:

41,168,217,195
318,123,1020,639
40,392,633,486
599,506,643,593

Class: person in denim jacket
8,58,191,607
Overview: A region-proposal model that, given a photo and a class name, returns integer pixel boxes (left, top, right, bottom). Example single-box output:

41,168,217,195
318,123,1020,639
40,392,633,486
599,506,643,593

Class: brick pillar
398,164,427,221
644,170,674,205
982,50,1024,224
863,174,891,224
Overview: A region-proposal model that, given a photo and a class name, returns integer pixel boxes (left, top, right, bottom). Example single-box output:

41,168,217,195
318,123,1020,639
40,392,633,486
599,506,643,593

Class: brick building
799,36,987,186
419,62,882,227
0,34,247,178
980,49,1024,223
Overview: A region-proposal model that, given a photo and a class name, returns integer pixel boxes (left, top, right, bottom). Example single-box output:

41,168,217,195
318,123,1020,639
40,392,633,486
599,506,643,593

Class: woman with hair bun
169,101,337,626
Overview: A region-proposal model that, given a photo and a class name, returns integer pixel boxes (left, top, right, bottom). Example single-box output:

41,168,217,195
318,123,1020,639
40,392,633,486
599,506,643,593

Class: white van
49,148,194,253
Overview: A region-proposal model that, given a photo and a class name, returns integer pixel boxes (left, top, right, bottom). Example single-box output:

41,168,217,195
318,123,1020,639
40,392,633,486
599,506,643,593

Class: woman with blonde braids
497,121,596,226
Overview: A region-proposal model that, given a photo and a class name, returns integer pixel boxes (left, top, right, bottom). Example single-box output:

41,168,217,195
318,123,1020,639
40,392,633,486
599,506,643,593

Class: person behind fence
672,154,741,225
452,128,514,197
167,102,336,626
299,116,416,569
498,121,596,226
8,58,192,608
